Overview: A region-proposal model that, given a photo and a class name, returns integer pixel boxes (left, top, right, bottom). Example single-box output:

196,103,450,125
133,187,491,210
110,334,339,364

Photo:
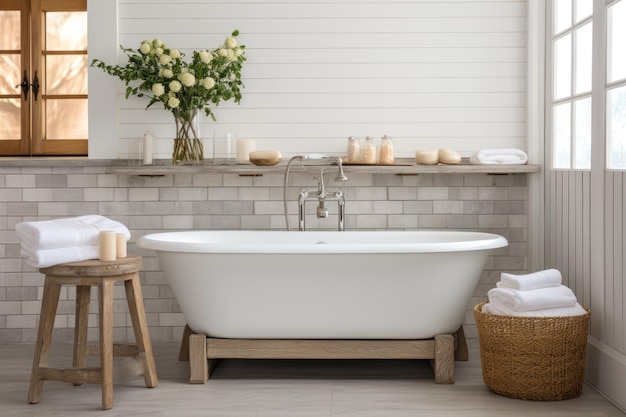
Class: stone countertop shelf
105,158,540,176
0,157,539,175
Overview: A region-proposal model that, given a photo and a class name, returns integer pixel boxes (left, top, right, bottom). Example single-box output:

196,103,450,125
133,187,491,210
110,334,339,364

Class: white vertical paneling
548,170,557,267
568,172,576,287
103,0,528,159
545,171,593,321
570,171,584,295
613,173,624,353
582,171,591,308
575,171,583,296
620,173,626,351
605,173,615,347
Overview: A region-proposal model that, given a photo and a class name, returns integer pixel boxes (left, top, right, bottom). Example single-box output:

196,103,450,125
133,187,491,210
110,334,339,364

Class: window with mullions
607,0,626,169
552,0,593,169
551,0,593,170
550,0,626,171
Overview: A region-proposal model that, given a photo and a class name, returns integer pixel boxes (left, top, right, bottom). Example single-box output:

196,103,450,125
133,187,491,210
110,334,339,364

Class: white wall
88,0,528,160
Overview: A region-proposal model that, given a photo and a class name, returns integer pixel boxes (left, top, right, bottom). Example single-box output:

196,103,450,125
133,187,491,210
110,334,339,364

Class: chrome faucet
283,154,348,231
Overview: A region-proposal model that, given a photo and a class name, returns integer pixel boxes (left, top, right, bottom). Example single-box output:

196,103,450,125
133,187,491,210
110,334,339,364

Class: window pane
554,102,572,168
607,86,626,169
575,22,592,94
555,0,573,33
46,55,88,94
574,97,591,169
0,11,20,49
0,54,20,95
608,1,626,83
46,99,88,140
46,12,87,51
575,0,593,23
0,98,21,140
554,34,572,99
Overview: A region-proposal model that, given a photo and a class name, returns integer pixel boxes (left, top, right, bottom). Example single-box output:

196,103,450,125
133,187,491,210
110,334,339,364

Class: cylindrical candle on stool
116,233,127,258
99,231,116,261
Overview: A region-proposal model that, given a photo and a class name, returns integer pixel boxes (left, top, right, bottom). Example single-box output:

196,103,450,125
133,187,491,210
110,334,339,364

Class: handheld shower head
330,156,348,182
334,170,348,182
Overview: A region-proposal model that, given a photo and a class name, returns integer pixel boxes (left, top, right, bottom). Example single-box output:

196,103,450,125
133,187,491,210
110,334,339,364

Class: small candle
236,138,256,163
143,132,153,165
116,233,127,258
99,231,117,261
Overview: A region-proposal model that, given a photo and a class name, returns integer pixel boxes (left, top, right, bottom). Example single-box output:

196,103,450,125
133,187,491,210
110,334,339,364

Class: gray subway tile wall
0,165,528,343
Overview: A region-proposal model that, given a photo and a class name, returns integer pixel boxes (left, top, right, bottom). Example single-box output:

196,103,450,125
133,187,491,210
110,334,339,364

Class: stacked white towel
469,148,528,165
484,269,587,317
15,215,130,268
497,268,563,290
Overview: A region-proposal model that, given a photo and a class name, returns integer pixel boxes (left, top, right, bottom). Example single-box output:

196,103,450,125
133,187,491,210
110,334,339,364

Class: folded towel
15,215,130,250
487,285,577,312
21,245,100,268
482,302,587,317
496,269,562,291
469,148,528,165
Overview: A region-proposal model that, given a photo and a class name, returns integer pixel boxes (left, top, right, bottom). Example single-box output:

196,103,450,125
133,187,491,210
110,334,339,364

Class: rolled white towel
15,215,130,250
22,245,100,268
497,269,562,291
482,302,587,317
469,148,528,165
487,285,577,312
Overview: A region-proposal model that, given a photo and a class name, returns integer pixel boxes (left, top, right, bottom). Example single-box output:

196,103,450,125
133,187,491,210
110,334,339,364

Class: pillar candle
236,138,256,163
116,233,127,258
143,132,153,165
99,231,117,261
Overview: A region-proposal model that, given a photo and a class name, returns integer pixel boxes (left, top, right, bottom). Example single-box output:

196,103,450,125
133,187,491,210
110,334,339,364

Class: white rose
202,77,215,89
225,36,237,49
162,69,174,78
199,50,211,64
152,39,164,48
139,42,151,54
160,54,172,65
155,47,164,56
226,50,235,61
170,49,181,59
168,96,180,108
169,80,182,92
178,72,196,87
234,48,243,57
151,83,165,96
219,48,228,57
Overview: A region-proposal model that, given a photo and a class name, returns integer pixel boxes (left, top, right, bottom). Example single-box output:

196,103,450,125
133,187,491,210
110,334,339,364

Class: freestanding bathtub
138,230,507,384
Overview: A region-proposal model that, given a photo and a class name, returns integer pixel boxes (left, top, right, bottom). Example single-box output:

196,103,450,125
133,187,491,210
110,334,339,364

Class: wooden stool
28,255,158,410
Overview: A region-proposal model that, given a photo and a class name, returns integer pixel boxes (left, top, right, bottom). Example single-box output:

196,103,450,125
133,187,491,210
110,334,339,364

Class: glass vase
172,110,203,165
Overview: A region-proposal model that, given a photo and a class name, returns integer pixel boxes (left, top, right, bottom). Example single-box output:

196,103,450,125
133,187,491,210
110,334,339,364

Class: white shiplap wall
101,0,527,160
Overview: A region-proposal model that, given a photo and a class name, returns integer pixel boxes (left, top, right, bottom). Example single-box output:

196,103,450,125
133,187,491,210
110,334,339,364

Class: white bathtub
138,230,507,340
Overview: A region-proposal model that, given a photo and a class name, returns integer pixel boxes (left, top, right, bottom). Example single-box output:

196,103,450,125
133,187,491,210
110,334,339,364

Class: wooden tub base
178,325,468,385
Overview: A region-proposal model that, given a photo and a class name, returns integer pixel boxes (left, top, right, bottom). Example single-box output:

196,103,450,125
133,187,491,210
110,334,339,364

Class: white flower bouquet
91,30,246,164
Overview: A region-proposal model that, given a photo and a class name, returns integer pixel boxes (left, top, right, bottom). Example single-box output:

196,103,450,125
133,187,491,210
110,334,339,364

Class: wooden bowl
249,150,282,166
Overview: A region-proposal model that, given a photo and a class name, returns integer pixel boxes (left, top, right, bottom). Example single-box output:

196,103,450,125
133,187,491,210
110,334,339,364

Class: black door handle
15,70,29,100
31,71,40,100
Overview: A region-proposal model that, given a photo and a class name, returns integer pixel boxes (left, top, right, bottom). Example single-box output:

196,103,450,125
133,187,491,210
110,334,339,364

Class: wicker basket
474,302,590,401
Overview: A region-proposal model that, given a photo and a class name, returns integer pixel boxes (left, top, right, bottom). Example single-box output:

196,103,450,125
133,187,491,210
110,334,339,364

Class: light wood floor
1,341,624,417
